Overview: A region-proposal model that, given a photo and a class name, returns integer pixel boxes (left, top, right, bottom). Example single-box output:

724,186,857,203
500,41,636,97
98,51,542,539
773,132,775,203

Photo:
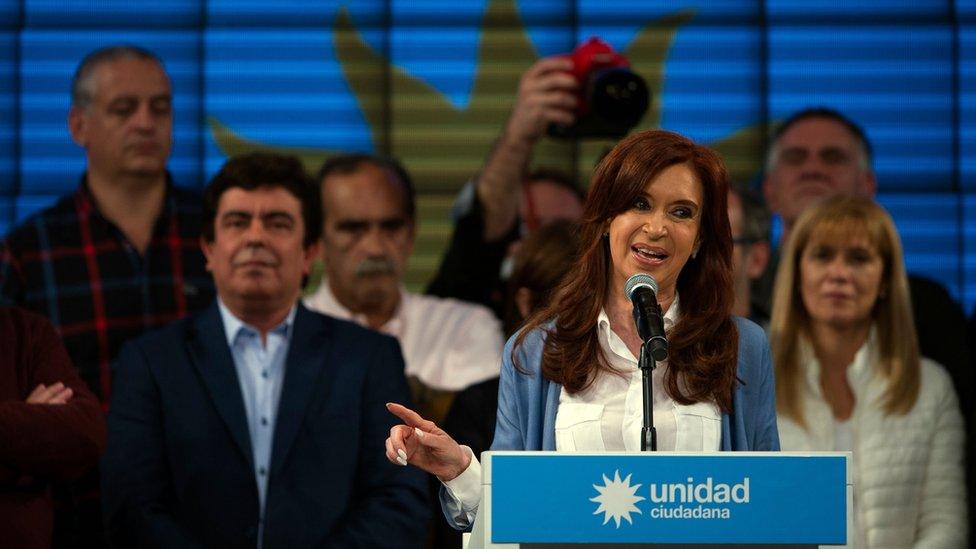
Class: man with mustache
102,152,429,548
304,154,504,425
0,45,213,546
758,107,973,545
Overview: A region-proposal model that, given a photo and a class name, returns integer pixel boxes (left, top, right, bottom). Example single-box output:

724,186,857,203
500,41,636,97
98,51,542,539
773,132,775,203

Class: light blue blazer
490,316,781,453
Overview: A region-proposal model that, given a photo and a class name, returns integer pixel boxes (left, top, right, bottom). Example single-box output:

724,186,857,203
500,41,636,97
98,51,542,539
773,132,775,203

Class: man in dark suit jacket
102,152,428,548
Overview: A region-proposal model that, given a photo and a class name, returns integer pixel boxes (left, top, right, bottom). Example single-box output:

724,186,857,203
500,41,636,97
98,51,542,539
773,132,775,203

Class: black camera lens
591,68,649,126
548,65,651,139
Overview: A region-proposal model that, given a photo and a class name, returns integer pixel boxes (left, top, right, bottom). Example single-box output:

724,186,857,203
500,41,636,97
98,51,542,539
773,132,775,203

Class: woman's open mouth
632,244,669,265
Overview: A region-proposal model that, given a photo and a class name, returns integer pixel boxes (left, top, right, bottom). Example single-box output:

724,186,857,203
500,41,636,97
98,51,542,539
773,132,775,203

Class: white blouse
554,302,722,452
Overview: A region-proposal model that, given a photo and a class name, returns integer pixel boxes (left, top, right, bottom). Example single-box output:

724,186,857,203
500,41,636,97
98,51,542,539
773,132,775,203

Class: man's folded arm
0,310,105,480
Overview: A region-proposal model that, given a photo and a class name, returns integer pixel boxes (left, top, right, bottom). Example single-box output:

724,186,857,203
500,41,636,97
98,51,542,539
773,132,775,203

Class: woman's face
799,232,884,331
607,163,703,305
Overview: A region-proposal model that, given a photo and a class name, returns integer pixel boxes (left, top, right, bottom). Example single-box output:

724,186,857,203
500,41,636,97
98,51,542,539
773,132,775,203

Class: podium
464,451,852,548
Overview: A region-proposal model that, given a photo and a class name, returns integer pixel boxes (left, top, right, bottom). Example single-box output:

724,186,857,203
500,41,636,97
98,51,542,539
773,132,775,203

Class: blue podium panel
487,452,847,546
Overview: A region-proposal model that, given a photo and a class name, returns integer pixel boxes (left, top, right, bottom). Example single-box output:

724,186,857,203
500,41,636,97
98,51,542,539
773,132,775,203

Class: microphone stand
639,340,657,451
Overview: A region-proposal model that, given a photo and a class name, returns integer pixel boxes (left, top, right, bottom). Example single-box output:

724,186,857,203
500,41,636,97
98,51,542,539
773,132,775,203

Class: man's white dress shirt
305,281,503,391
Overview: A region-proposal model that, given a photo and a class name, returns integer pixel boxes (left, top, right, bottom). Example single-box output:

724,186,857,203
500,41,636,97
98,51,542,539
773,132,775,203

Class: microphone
624,273,668,362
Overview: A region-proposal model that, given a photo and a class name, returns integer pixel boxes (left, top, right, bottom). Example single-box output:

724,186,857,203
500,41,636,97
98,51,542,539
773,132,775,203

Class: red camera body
550,37,650,139
566,38,633,117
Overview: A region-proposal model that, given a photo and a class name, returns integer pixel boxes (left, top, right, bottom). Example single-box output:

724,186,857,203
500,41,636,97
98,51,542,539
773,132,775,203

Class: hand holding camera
504,56,579,146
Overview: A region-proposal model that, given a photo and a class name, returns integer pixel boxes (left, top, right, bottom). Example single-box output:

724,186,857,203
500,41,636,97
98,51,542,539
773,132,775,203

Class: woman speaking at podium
385,130,779,530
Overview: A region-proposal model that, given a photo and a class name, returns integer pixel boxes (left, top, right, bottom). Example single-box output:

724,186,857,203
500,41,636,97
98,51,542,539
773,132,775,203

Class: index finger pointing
386,402,436,431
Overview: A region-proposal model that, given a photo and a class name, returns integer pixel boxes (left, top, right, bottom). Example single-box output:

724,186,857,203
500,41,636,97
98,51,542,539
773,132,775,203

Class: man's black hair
203,152,322,247
769,107,873,165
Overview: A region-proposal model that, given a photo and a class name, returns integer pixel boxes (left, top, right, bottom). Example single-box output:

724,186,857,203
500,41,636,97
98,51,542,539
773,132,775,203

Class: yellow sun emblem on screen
208,0,768,289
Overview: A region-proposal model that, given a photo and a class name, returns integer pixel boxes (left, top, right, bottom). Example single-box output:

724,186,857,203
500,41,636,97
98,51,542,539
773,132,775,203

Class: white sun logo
590,470,646,528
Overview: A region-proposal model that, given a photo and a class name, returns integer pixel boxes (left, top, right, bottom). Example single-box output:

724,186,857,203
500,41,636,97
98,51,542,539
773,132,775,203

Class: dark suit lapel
271,304,331,476
187,302,254,466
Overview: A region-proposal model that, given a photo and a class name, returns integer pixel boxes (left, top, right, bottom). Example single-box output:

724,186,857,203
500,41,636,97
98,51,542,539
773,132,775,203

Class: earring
691,248,699,259
603,230,609,238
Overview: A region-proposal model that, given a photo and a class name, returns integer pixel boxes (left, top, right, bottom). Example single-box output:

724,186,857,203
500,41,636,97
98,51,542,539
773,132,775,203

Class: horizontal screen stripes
18,30,202,208
1,30,15,237
965,27,976,192
0,0,974,312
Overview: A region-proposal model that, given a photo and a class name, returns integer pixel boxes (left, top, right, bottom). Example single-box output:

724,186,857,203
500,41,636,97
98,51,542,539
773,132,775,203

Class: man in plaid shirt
0,45,213,547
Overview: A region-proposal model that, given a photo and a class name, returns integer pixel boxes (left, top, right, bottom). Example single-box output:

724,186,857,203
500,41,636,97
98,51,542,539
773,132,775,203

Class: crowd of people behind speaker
756,109,975,545
101,153,429,547
0,45,214,547
772,195,966,546
303,153,504,425
0,43,972,549
757,108,973,420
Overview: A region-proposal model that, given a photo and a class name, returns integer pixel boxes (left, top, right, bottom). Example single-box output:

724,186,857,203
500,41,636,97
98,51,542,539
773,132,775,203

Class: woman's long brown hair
513,130,739,412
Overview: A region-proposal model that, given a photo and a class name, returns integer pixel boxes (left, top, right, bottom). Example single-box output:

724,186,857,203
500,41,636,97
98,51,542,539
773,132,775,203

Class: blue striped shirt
217,299,296,547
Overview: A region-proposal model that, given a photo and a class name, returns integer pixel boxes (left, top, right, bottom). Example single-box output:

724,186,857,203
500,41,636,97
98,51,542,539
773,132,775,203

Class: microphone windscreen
624,273,658,300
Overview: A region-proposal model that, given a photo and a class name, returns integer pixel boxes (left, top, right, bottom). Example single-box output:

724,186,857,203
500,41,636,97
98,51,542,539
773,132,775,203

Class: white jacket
777,334,967,548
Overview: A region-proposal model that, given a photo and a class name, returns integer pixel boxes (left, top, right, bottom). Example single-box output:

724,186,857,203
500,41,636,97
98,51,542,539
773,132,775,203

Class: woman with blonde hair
770,195,966,548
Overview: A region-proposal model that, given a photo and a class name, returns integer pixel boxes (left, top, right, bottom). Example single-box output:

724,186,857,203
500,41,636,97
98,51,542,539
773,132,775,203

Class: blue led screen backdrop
2,0,973,311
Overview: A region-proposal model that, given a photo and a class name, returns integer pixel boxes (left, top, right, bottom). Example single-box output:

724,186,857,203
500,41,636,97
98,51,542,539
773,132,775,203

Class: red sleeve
0,309,106,479
0,239,26,306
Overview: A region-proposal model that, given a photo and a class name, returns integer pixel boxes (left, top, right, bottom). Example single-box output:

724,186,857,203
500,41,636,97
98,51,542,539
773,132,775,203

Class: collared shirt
304,279,502,392
0,175,214,406
217,299,296,545
554,298,721,452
